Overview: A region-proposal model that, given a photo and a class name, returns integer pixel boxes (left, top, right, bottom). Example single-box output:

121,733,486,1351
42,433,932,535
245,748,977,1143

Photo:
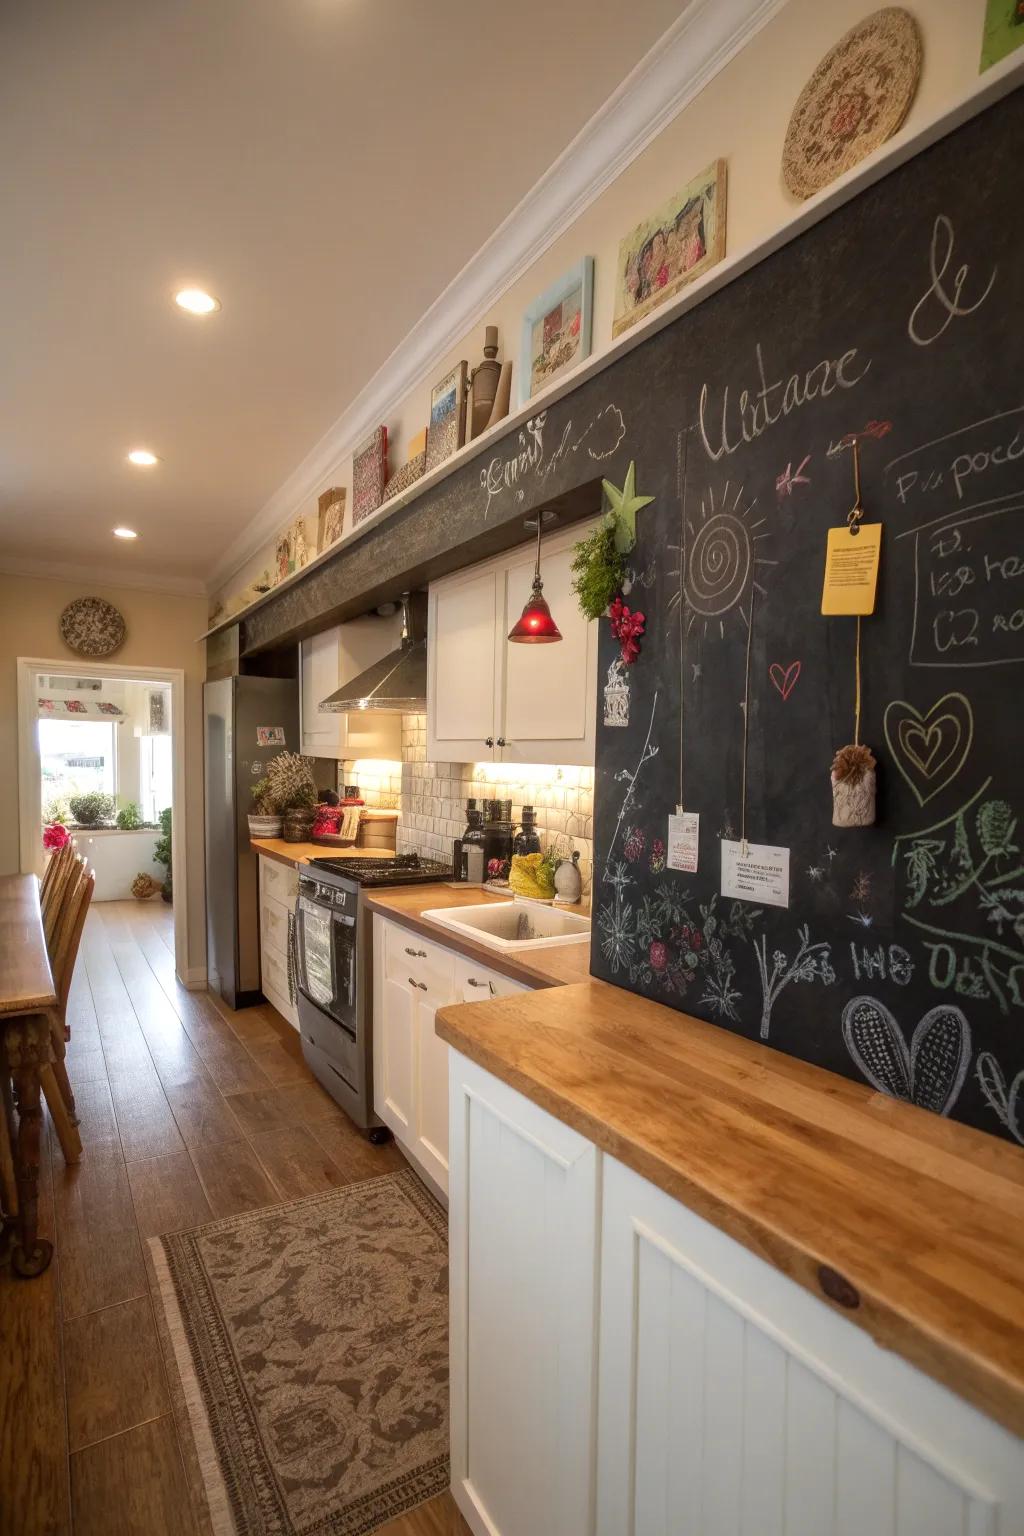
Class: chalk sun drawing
671,480,776,641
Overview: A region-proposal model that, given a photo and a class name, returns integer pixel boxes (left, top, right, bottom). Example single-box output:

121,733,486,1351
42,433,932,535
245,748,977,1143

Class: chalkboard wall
589,86,1024,1144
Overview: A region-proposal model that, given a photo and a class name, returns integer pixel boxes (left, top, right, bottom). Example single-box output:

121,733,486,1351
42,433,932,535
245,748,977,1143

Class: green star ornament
602,460,655,554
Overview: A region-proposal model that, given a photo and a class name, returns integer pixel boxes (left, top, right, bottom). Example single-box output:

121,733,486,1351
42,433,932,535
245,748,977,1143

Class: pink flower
649,940,667,971
43,822,69,851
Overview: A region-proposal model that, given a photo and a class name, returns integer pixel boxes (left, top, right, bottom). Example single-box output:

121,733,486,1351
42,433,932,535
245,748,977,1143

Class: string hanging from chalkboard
740,580,757,855
828,437,878,827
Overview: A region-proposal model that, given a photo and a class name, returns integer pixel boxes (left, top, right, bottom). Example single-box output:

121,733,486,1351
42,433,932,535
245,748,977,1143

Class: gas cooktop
305,853,453,888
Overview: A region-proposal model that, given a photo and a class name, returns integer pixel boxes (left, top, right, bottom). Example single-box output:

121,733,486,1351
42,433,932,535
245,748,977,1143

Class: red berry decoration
609,596,646,665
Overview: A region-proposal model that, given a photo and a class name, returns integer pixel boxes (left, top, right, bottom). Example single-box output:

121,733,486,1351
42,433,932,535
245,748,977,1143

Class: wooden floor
0,899,469,1536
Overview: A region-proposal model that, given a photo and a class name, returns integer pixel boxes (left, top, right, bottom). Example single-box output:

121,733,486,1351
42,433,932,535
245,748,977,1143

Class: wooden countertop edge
251,839,397,870
362,896,572,989
436,988,1024,1441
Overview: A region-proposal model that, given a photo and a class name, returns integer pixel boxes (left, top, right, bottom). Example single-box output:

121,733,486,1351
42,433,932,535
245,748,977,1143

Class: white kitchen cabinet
257,853,299,1028
426,565,500,761
427,520,598,766
448,1049,600,1536
300,612,403,760
446,1058,1024,1536
596,1153,1024,1536
372,915,528,1200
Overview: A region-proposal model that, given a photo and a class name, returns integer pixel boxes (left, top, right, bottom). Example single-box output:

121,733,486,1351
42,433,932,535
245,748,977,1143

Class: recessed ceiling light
127,448,159,466
113,527,138,540
174,287,220,315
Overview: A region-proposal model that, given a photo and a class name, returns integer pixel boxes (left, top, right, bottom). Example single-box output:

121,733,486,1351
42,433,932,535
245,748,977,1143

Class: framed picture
424,361,467,474
352,426,388,526
317,488,347,553
519,258,593,405
981,0,1024,70
612,160,727,339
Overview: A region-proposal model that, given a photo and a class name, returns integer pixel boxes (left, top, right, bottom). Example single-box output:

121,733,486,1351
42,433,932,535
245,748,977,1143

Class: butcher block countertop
251,837,397,869
436,977,1024,1440
364,884,592,988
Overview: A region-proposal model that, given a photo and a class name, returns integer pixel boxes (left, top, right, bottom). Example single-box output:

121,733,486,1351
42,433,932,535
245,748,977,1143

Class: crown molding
207,0,787,593
0,555,206,598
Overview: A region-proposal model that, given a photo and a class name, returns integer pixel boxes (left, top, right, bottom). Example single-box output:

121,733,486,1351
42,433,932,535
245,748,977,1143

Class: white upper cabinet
427,521,598,767
300,612,403,760
427,566,500,761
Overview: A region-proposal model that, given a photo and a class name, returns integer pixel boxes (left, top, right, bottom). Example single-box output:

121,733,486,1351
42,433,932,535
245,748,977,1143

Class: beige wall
0,574,208,972
215,0,989,611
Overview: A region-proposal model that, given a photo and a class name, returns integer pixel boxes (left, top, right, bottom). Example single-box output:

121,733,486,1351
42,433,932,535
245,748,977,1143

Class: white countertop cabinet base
448,1051,599,1536
447,1052,1024,1536
371,915,527,1201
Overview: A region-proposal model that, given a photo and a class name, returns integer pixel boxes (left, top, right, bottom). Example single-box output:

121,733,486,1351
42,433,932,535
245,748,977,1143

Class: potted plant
69,791,116,827
116,801,143,830
154,806,173,903
248,778,283,839
266,752,319,842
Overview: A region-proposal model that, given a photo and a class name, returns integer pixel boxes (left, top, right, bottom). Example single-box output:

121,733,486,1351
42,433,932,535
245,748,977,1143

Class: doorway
16,656,189,984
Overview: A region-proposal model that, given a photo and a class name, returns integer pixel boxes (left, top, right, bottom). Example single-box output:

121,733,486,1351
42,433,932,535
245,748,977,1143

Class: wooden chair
38,859,94,1165
42,843,80,947
40,834,76,908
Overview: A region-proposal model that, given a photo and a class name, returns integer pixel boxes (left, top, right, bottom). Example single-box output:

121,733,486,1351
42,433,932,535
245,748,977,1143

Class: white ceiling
0,0,685,588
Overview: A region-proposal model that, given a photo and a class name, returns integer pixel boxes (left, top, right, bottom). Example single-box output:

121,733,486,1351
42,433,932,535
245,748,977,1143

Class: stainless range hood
320,591,427,714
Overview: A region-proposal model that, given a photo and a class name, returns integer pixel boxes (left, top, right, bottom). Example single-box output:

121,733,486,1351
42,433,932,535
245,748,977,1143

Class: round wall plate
782,8,923,200
58,596,127,657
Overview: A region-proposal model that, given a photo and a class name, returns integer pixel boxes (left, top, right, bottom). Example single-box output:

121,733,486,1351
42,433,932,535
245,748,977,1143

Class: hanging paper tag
667,811,699,873
821,523,883,615
721,839,790,908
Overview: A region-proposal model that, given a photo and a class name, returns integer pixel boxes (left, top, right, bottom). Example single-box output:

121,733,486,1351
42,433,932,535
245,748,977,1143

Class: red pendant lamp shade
508,515,563,643
508,577,562,642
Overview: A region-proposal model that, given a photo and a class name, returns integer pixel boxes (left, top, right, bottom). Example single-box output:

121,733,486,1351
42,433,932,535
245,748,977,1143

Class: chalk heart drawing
769,660,801,701
882,692,973,806
841,996,971,1116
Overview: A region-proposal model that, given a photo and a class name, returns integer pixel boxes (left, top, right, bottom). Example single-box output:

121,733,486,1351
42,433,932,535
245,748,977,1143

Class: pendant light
508,512,562,644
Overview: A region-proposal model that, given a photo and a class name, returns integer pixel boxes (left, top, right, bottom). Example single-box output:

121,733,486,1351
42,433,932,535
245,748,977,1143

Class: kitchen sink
420,899,591,951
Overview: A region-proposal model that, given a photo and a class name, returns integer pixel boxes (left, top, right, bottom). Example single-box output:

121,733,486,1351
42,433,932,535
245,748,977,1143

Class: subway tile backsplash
340,713,594,894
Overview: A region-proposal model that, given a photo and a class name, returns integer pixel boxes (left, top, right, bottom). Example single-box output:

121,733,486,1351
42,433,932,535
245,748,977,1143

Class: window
39,718,116,809
140,733,173,825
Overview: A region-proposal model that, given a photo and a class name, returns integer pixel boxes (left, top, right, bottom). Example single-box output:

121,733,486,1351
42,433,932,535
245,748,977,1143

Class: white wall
213,0,991,612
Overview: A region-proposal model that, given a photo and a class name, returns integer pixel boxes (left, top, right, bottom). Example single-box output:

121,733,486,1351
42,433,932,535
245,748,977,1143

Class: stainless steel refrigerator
204,675,299,1008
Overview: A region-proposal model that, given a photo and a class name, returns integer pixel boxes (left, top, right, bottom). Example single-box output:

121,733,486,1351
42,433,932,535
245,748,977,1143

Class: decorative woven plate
58,596,127,657
782,8,923,200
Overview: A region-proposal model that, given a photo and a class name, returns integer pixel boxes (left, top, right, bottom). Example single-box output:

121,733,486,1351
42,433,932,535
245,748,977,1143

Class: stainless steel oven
293,855,452,1139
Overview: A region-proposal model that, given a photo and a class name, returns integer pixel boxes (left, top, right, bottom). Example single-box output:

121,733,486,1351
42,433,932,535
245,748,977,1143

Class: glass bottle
513,805,541,856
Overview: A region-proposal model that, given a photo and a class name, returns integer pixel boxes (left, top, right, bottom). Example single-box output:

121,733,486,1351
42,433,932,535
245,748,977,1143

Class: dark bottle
513,805,541,856
483,798,514,881
459,801,486,883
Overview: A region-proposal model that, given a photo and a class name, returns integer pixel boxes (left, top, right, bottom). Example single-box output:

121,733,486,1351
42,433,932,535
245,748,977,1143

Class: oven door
294,891,357,1036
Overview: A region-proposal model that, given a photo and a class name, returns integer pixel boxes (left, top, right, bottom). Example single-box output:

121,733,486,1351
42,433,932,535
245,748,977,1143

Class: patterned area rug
150,1170,450,1535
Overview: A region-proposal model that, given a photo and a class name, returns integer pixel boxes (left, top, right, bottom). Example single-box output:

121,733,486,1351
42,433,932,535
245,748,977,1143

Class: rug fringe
149,1234,237,1536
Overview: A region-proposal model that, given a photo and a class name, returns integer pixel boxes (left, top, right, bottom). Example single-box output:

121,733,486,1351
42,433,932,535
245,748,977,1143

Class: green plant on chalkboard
570,524,626,621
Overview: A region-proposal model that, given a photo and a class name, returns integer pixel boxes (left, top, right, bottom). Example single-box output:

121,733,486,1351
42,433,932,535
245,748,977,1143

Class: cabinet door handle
404,946,427,958
484,737,494,747
496,737,506,747
408,976,428,991
466,976,494,992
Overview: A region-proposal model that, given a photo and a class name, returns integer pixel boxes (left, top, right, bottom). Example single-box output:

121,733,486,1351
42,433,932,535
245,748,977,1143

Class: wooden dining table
0,872,59,1277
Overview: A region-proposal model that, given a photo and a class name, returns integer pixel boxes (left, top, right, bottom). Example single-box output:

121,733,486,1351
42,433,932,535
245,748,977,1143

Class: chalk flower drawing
894,779,1024,1013
603,693,659,876
752,925,835,1039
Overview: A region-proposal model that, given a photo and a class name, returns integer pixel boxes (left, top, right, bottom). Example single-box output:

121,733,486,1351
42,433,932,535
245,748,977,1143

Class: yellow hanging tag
821,523,883,615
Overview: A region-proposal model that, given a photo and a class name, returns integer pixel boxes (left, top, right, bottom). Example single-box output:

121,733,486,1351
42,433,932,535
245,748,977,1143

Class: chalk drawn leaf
976,1051,1024,1144
842,997,910,1099
909,1006,971,1115
841,996,970,1115
768,660,801,701
882,693,973,806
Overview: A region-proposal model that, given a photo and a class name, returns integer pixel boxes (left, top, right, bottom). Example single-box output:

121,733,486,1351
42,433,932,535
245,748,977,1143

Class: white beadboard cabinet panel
596,1155,1023,1536
448,1051,599,1536
427,566,500,761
